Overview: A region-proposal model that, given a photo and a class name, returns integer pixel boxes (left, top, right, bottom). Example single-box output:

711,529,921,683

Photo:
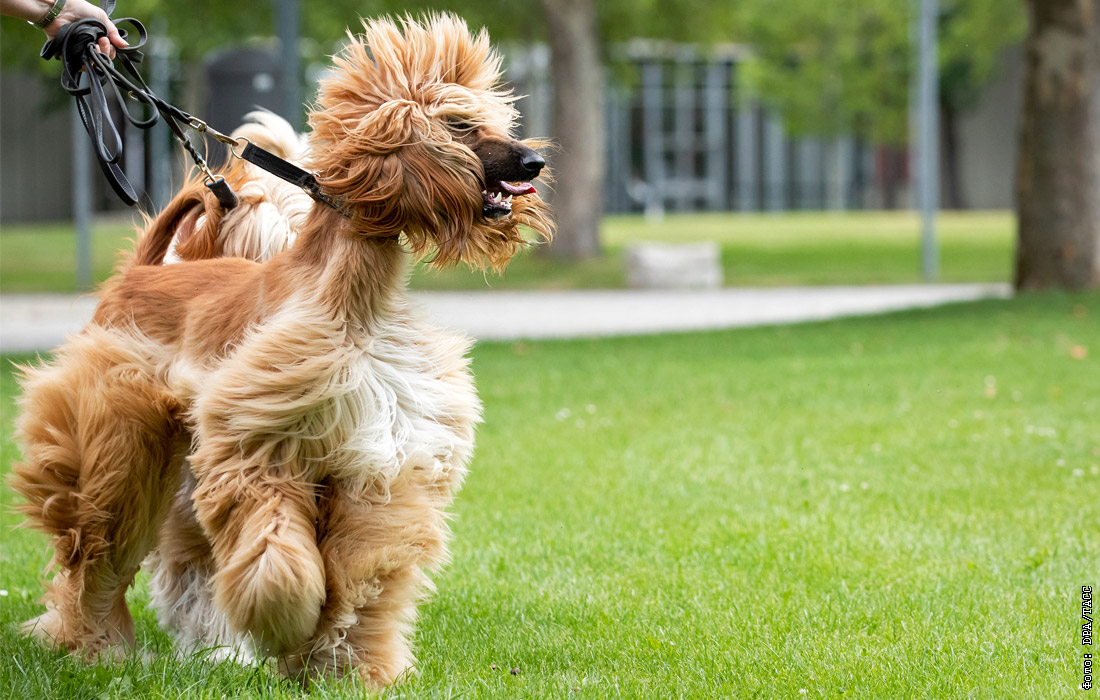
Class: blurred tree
737,0,910,141
539,0,602,259
535,0,739,259
737,0,1024,208
1014,0,1099,290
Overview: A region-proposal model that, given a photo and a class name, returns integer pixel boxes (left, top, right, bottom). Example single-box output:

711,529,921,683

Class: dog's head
307,14,554,270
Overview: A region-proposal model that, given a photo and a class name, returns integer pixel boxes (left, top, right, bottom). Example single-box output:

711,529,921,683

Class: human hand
45,0,128,59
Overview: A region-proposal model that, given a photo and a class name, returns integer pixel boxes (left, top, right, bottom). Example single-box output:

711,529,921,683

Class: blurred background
0,0,1095,294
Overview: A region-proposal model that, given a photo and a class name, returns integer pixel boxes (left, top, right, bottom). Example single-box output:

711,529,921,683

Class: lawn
1,291,1096,698
0,211,1014,292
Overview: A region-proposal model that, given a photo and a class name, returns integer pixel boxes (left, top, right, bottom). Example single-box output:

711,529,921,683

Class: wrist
28,0,66,28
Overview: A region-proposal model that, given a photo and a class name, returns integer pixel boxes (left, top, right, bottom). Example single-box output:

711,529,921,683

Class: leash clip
229,136,252,160
205,175,239,210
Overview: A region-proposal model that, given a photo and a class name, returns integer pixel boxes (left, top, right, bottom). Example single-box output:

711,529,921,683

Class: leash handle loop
41,2,343,215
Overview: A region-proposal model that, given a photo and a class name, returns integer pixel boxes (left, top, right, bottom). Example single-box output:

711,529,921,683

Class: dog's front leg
279,467,454,686
188,449,325,657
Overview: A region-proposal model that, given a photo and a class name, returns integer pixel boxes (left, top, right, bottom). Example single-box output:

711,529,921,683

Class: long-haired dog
11,14,552,686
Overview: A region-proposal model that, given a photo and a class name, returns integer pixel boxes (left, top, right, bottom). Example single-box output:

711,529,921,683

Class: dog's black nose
519,149,546,178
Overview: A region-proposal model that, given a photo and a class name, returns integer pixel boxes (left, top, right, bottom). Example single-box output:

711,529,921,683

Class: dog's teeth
504,195,513,206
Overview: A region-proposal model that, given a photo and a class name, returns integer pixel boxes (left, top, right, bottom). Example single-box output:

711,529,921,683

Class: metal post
704,60,729,210
124,120,145,205
673,49,695,211
763,111,787,211
606,83,631,214
529,44,552,140
917,0,940,280
148,22,172,210
641,61,665,220
274,0,301,127
735,100,759,211
71,101,92,291
827,136,852,211
796,138,822,210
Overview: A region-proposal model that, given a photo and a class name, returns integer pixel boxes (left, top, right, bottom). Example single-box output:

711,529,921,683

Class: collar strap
237,142,348,215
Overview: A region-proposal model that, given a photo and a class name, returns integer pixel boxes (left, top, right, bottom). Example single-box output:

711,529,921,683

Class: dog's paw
21,609,68,650
23,609,138,664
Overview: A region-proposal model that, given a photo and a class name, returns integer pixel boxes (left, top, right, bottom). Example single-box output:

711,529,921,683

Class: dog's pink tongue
499,181,537,196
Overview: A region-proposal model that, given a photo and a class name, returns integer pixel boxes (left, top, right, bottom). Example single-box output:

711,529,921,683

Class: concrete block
625,242,723,289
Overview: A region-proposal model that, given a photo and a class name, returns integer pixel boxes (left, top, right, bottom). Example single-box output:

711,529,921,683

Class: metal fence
504,42,908,217
1,41,915,224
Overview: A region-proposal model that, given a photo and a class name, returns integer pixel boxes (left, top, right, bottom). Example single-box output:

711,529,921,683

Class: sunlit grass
0,211,1015,292
2,291,1096,698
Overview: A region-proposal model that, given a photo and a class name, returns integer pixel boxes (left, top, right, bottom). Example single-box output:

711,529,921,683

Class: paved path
0,284,1011,352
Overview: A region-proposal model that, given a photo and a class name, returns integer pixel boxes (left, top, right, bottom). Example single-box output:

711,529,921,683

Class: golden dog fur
11,14,552,686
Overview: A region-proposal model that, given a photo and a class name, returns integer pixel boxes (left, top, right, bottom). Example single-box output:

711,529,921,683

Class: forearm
1,0,55,23
2,0,125,52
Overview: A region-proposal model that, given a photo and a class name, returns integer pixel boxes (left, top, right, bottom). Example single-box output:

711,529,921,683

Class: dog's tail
167,112,311,265
131,111,308,269
131,180,211,267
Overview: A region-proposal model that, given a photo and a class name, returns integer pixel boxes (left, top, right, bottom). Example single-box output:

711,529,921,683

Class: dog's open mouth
482,181,537,219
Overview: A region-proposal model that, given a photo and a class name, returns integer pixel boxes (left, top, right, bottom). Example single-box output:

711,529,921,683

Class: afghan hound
11,13,553,686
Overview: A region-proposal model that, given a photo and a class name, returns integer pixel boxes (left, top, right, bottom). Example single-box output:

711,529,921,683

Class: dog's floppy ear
311,99,484,255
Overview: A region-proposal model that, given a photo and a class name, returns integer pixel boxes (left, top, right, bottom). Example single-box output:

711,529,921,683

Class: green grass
1,211,1014,292
0,219,138,293
2,292,1097,698
605,210,1014,286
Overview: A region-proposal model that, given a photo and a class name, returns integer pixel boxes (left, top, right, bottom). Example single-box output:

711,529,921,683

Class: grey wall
956,44,1024,210
0,72,75,223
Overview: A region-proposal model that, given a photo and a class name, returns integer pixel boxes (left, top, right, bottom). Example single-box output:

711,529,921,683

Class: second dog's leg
12,337,185,659
146,469,254,662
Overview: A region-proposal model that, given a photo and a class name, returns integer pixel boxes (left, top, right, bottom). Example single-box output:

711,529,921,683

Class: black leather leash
235,141,345,212
41,1,344,214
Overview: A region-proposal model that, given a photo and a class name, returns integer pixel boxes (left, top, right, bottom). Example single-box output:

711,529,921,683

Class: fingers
40,0,128,58
90,5,126,56
107,26,127,49
99,11,128,50
97,35,114,60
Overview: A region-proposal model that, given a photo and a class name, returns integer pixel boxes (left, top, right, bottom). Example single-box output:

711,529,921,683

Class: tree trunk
541,0,604,259
1015,0,1100,290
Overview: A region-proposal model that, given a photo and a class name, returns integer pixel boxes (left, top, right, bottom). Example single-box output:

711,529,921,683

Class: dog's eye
445,117,476,132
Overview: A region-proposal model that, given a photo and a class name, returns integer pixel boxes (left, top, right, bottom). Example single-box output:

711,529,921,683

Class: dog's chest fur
171,298,479,491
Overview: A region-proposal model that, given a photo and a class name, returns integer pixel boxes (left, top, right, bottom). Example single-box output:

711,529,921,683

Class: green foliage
0,1,265,69
737,0,1026,142
595,0,739,44
738,0,908,140
3,0,1023,143
939,0,1027,112
119,0,271,61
